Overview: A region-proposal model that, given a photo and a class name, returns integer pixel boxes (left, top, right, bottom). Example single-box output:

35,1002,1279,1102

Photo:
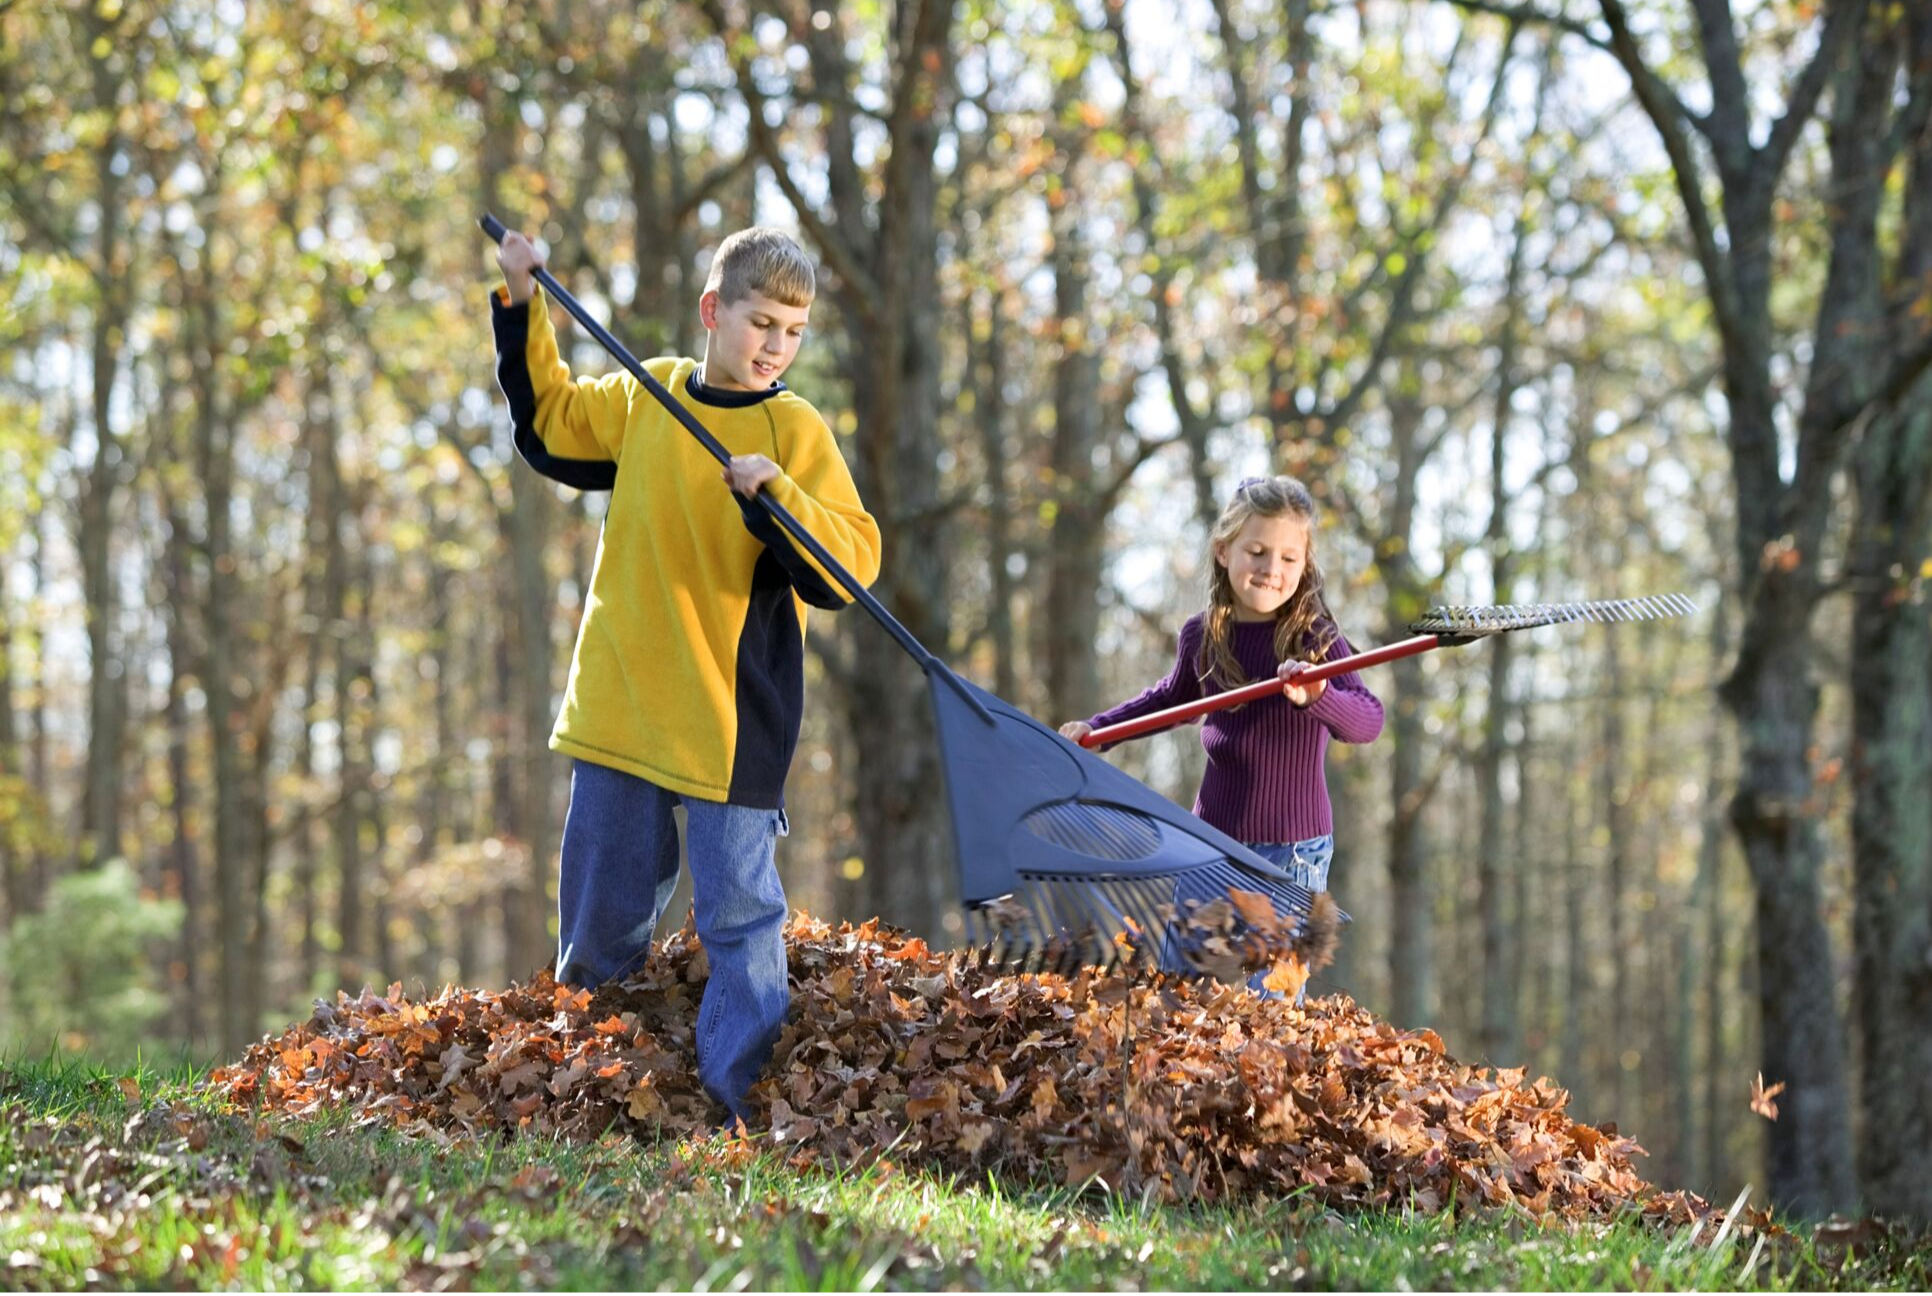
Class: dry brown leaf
1749,1072,1786,1121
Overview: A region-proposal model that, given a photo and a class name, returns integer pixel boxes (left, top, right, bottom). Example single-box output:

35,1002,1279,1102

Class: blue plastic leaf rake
480,214,1325,976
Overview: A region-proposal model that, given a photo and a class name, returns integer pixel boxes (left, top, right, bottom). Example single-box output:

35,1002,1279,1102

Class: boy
490,225,882,1120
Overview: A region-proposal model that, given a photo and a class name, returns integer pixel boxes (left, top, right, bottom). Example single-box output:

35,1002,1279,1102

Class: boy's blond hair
704,227,815,308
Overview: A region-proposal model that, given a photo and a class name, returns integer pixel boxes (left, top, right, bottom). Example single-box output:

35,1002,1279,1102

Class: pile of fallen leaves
209,912,1684,1218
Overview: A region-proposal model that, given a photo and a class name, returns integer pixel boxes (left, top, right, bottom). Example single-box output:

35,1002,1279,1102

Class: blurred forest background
1,0,1928,1221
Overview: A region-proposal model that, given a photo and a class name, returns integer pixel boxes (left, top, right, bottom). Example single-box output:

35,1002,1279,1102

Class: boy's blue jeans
1162,834,1334,1002
555,759,790,1121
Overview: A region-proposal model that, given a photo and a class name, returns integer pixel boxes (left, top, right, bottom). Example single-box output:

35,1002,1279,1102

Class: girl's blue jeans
1162,834,1334,1002
555,759,790,1121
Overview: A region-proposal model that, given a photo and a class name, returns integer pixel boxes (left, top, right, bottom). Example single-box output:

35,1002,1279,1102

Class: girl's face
1214,512,1310,621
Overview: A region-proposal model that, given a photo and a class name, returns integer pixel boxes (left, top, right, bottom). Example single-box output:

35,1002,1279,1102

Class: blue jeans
1162,834,1334,1002
555,759,790,1120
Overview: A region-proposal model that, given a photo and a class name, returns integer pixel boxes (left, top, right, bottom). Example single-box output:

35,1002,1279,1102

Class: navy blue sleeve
732,492,849,611
490,290,618,492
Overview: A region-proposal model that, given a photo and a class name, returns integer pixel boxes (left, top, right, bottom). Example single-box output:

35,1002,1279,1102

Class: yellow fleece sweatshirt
490,285,882,807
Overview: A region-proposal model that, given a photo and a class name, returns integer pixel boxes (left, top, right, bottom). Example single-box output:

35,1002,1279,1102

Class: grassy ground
1,1056,1924,1291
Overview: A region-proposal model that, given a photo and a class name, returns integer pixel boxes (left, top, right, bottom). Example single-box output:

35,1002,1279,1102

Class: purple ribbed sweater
1088,614,1385,843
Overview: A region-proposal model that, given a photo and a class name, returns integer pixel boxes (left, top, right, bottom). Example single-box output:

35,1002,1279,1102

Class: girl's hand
1059,720,1094,744
723,453,782,497
497,230,545,304
1278,660,1326,707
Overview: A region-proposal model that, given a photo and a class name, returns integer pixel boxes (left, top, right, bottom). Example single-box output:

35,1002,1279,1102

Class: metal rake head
1410,592,1698,639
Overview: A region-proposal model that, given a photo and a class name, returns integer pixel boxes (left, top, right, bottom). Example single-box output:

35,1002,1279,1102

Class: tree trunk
1383,387,1434,1027
1848,5,1932,1217
1595,0,1867,1212
778,0,959,940
27,523,51,909
1560,754,1587,1111
1599,621,1632,1121
974,288,1018,701
1477,183,1532,1063
0,565,16,925
186,258,251,1060
1849,395,1932,1221
1386,651,1431,1026
76,0,131,871
1697,593,1732,1192
506,472,556,979
1044,123,1104,723
158,482,204,1049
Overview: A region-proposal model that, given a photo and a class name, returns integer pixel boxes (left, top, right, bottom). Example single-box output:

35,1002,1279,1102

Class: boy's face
700,289,811,391
1214,513,1310,621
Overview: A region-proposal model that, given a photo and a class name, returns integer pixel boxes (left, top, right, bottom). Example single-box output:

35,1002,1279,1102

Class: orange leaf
1750,1072,1786,1121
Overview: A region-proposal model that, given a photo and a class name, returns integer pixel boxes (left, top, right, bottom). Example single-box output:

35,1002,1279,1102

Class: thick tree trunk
1595,0,1866,1213
1849,6,1932,1217
1727,642,1856,1216
844,299,953,935
1849,397,1932,1221
791,0,959,940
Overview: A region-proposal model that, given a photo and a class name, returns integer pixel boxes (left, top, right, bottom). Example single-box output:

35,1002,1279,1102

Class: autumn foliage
210,912,1688,1218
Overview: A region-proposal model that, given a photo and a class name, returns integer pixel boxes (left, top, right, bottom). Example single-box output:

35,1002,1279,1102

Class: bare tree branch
1763,0,1861,175
1595,0,1740,340
693,0,884,322
1444,0,1713,137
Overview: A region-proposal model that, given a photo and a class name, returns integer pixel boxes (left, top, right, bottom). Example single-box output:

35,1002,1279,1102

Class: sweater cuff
490,285,533,342
1304,679,1345,717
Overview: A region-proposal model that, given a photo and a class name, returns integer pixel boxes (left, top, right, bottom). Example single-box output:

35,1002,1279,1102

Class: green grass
1,1057,1924,1291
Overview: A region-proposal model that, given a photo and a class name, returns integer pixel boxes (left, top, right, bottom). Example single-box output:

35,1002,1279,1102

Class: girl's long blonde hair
1199,475,1336,689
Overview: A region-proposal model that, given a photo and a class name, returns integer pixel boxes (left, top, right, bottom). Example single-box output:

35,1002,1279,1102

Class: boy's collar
688,364,787,408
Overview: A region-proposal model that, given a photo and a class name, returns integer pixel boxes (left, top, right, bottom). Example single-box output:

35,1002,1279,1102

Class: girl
1059,475,1383,987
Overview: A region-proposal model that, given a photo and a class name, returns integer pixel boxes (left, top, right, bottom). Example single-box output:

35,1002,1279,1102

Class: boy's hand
1278,660,1327,707
1059,721,1094,744
497,230,545,305
723,454,782,497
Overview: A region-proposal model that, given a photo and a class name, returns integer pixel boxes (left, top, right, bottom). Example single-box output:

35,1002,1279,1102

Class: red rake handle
1079,633,1443,748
